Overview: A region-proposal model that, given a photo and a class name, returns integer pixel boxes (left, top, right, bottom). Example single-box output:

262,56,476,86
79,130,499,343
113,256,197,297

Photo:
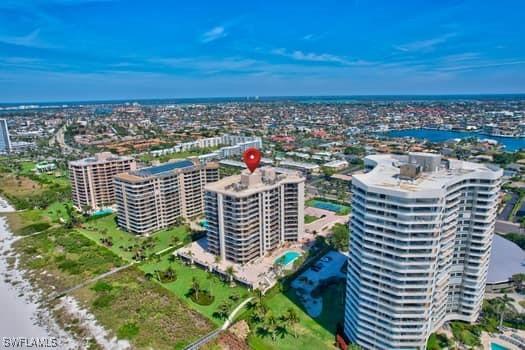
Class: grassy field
76,214,248,326
77,214,191,262
71,268,214,350
246,287,337,350
13,227,124,293
138,254,249,325
304,214,320,224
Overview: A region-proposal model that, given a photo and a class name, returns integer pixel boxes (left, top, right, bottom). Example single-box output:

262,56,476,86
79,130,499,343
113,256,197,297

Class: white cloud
394,33,457,52
0,29,48,48
271,48,360,66
201,26,227,43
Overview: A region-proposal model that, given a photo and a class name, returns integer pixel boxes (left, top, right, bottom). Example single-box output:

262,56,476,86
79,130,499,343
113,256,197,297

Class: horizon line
2,92,525,105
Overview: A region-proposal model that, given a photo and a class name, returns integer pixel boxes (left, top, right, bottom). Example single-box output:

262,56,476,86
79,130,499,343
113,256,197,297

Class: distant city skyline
1,0,524,102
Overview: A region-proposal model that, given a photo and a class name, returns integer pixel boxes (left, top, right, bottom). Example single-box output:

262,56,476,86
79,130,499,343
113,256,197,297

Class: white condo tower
344,153,502,350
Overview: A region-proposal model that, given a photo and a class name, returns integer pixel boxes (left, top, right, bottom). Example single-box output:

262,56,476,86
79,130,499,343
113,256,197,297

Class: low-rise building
323,159,349,171
114,159,219,234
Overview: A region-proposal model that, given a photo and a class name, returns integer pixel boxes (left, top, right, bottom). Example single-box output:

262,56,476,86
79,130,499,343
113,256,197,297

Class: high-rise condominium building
205,167,305,264
0,119,11,153
345,153,502,350
114,159,219,234
69,152,136,211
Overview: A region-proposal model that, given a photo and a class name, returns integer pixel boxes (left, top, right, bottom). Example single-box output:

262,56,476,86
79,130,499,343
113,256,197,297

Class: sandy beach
0,198,128,349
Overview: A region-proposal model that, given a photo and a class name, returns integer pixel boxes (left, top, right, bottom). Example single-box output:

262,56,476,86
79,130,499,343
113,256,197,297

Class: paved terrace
304,206,349,235
175,238,307,292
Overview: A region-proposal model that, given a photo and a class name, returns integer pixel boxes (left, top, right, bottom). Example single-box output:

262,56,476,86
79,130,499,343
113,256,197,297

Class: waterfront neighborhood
1,1,525,349
0,95,523,350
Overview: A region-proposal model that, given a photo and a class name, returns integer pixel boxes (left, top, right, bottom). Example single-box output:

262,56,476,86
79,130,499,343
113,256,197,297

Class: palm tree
285,308,299,338
186,250,194,265
191,277,201,300
498,294,513,327
225,266,236,284
266,313,278,341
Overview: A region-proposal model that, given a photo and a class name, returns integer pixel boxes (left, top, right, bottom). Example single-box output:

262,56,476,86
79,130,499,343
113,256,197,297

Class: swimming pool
275,251,301,266
308,199,349,213
491,343,510,350
91,208,113,217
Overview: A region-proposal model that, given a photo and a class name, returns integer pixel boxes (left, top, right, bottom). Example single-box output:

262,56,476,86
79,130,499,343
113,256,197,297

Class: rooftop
354,153,502,195
487,234,525,284
135,159,193,177
69,152,134,166
205,166,304,197
115,159,217,183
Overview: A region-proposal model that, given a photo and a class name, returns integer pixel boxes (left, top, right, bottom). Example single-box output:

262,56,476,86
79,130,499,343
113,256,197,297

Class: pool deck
175,238,305,292
482,330,524,350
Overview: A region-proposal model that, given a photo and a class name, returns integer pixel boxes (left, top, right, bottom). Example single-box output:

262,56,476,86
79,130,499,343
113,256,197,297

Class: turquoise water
91,208,113,217
199,219,208,228
309,200,349,213
275,251,301,266
385,129,525,152
491,343,510,350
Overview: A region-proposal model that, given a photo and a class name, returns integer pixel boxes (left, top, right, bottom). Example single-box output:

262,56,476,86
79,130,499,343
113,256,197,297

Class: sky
0,0,524,102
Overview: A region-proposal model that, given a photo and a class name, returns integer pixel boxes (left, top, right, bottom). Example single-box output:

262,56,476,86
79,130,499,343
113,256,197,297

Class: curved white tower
344,153,502,350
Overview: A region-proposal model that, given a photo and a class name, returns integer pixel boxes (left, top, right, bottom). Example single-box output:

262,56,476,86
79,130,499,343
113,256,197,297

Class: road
496,220,523,234
50,123,76,154
184,297,253,350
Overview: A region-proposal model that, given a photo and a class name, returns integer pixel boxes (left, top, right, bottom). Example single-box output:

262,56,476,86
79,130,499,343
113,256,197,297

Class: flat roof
135,159,193,176
69,152,134,166
354,153,502,194
487,234,525,284
206,167,304,197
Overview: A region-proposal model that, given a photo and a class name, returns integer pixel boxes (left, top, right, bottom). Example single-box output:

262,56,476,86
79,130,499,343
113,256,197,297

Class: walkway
184,297,253,350
50,262,135,300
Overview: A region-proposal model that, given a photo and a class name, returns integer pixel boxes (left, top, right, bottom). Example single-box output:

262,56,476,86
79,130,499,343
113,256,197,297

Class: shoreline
0,204,76,348
0,198,128,349
380,127,525,139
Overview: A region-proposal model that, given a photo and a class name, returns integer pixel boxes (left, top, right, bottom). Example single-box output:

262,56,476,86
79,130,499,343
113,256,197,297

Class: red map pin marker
243,147,262,173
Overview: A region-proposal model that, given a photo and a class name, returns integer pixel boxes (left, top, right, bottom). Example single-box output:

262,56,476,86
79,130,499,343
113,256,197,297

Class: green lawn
138,254,249,325
72,267,214,350
78,214,191,262
13,227,124,293
304,214,320,224
247,288,337,349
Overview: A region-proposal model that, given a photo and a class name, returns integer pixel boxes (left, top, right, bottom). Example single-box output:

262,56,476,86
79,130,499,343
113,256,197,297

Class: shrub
91,281,113,293
190,290,215,306
92,294,115,308
117,322,139,339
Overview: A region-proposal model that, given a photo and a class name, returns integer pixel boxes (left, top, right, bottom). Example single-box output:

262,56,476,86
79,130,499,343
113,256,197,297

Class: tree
511,273,525,292
191,277,201,300
214,300,231,320
498,294,513,327
285,308,299,338
266,313,278,341
225,266,236,284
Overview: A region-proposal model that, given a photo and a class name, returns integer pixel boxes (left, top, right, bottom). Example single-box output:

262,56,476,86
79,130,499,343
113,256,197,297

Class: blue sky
1,0,524,102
